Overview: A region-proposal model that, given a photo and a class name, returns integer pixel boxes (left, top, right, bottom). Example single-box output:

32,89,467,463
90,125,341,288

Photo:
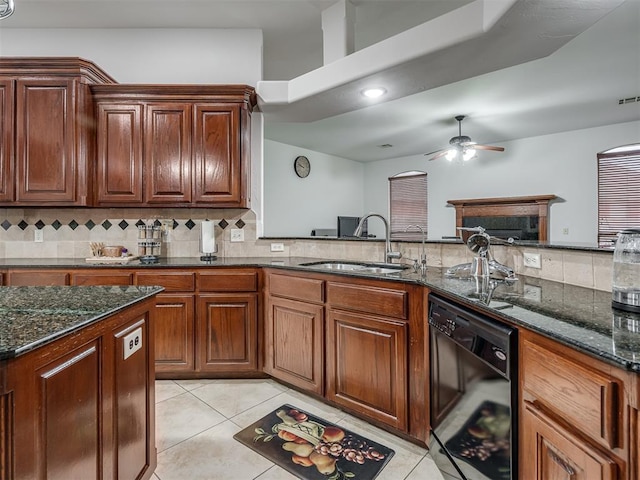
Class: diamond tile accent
52,220,62,230
172,219,179,230
1,220,10,231
69,220,79,230
119,220,129,230
235,219,245,229
102,220,112,230
85,220,95,230
185,219,196,230
35,220,45,230
218,219,229,229
18,220,28,230
154,219,162,227
135,219,146,227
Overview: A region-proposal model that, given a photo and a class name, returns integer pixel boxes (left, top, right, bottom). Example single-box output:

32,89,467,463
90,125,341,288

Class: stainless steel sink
300,261,408,275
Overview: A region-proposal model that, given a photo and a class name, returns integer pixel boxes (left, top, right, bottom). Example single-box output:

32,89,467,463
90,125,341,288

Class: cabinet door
521,401,621,480
154,294,195,373
15,78,77,203
144,103,192,204
192,103,243,205
33,342,102,480
326,309,408,431
196,293,258,373
0,79,14,202
96,103,143,204
264,296,324,394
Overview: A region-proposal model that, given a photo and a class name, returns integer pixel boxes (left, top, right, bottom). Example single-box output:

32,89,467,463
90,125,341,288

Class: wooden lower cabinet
264,295,324,394
521,401,622,480
7,269,69,286
520,329,628,480
325,309,408,431
196,293,258,373
1,297,156,480
153,294,195,373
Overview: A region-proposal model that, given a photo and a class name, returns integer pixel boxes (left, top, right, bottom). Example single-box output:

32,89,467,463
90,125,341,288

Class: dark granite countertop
0,256,637,371
0,285,163,360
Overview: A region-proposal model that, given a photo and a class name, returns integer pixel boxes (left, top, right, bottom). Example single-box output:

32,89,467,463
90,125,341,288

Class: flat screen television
337,216,367,237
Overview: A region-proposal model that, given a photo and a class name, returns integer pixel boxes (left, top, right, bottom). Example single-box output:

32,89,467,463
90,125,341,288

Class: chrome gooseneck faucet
405,224,427,276
354,213,402,263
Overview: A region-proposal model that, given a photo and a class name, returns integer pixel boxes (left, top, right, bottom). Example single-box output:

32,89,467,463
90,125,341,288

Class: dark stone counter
0,285,163,360
0,256,636,371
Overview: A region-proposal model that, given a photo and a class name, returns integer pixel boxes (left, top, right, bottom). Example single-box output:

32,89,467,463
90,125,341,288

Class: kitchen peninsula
0,285,162,480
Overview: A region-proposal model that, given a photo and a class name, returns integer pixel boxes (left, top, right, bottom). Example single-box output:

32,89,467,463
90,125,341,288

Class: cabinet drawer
268,273,324,303
198,270,257,292
327,282,407,319
72,271,133,286
135,271,195,292
8,270,69,286
521,337,623,449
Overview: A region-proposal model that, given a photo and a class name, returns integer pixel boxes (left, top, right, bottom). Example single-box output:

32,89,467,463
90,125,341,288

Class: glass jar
612,228,640,312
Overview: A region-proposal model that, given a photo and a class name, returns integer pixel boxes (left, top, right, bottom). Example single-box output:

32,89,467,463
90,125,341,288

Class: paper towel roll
200,220,216,254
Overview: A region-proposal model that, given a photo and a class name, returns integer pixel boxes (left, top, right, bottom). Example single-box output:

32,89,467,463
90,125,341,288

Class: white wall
264,140,364,236
0,28,263,84
363,120,640,243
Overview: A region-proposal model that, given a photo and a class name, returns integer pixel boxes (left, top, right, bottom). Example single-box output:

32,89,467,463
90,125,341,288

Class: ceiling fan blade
427,150,450,161
474,144,505,152
424,147,447,156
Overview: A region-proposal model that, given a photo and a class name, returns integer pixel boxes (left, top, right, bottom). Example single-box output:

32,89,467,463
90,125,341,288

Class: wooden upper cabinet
145,103,192,204
15,78,77,203
96,103,143,204
193,103,241,205
92,85,255,208
0,79,14,202
0,58,116,206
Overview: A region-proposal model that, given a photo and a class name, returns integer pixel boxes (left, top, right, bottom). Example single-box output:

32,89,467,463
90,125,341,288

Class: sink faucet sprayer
405,224,427,276
354,213,402,263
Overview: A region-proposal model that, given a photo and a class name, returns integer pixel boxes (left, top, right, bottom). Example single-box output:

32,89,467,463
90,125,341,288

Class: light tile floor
152,378,450,480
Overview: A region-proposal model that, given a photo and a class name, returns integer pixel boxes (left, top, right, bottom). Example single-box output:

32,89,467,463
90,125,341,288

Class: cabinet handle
547,449,576,476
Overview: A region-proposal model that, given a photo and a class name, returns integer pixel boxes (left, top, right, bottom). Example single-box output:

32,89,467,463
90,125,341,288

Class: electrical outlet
230,229,244,242
34,229,44,243
523,252,542,269
123,327,143,360
562,228,569,235
270,242,285,252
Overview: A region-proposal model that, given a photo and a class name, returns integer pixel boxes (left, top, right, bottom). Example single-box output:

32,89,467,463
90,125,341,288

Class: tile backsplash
0,208,614,292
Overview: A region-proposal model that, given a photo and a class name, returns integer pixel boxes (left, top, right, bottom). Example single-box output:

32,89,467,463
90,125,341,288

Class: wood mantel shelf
447,194,558,241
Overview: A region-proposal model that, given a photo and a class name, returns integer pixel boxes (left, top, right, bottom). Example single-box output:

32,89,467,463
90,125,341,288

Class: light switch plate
123,327,143,360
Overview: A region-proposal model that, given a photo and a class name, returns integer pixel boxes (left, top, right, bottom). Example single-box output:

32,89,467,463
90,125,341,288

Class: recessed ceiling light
361,87,386,99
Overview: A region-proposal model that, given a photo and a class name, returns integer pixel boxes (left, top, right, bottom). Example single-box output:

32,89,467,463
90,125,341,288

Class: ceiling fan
425,115,505,162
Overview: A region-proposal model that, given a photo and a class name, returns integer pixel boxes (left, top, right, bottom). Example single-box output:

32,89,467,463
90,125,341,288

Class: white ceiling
2,0,639,162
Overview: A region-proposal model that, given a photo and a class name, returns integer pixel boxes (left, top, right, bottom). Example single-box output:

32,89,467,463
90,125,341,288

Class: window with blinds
598,145,640,247
389,171,427,240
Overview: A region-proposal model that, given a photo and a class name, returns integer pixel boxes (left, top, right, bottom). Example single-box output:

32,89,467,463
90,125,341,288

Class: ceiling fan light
445,149,457,161
462,148,477,161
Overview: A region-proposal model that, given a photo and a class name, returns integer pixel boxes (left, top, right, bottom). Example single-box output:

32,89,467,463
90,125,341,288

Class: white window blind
598,147,640,247
389,172,427,240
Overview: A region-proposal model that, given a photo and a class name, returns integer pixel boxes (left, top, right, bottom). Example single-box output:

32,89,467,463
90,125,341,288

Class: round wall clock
294,155,311,178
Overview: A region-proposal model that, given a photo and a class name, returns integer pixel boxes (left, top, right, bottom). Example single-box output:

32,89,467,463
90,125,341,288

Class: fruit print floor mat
234,405,395,480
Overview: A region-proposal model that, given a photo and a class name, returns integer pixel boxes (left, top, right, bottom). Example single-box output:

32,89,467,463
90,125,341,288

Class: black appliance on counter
429,294,517,480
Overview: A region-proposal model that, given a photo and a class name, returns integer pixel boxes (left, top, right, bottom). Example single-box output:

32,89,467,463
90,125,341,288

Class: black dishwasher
428,294,517,480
